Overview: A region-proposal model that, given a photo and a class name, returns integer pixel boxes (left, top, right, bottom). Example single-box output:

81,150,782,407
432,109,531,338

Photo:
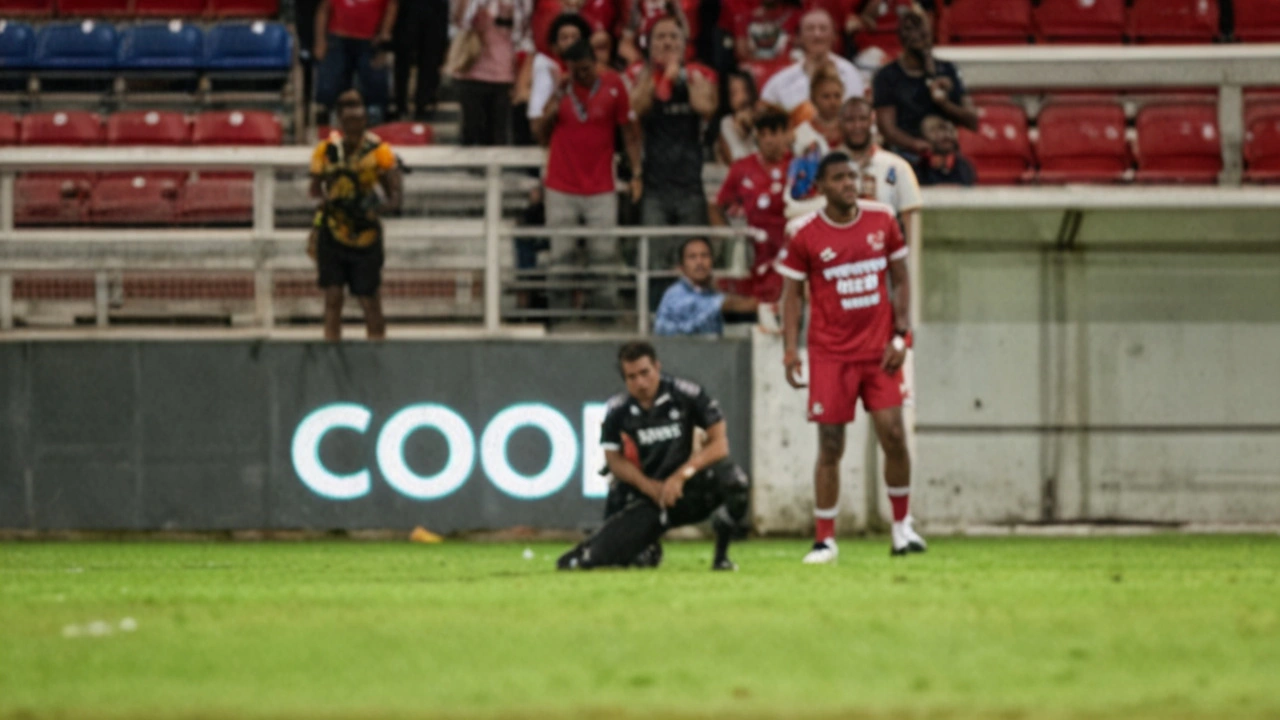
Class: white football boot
891,516,927,556
802,539,838,564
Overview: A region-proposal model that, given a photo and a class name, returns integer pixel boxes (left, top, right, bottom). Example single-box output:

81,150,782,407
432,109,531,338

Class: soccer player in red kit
776,151,926,561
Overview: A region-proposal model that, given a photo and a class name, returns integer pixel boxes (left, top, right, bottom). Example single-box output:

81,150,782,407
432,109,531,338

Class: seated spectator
710,109,794,303
619,0,700,66
314,0,398,125
760,8,866,123
654,238,760,336
732,0,801,88
391,0,447,121
790,63,845,150
913,115,975,186
534,39,642,312
524,13,595,131
871,5,976,160
628,16,719,269
531,0,618,56
716,70,759,165
453,0,532,146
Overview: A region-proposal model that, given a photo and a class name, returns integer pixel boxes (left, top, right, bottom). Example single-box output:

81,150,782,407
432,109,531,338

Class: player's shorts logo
810,402,824,417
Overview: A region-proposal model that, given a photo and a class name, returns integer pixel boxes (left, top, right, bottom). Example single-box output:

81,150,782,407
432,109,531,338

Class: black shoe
712,558,738,571
631,542,663,568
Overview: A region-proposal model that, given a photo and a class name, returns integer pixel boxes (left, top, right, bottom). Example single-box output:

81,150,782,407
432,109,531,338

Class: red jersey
776,202,906,361
531,0,619,55
627,0,701,46
329,0,390,40
717,151,791,286
545,70,633,196
734,3,800,62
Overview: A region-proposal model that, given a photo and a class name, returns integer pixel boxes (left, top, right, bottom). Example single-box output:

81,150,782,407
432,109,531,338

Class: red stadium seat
55,0,131,16
207,0,279,17
1034,0,1125,43
88,175,178,225
0,113,18,146
1134,103,1222,183
2,0,55,16
957,102,1034,184
1233,0,1280,41
1036,102,1130,183
939,0,1033,45
372,121,434,146
1128,0,1220,43
106,110,190,145
15,175,90,226
177,177,253,225
20,111,103,145
192,110,281,145
134,0,209,17
1244,104,1280,183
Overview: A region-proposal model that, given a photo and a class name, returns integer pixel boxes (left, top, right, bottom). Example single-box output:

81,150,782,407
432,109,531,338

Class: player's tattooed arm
604,450,663,504
781,277,808,389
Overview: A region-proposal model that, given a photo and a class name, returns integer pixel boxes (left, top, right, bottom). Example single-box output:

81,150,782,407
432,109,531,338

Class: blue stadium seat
0,21,38,70
35,21,119,71
119,23,204,71
204,21,292,72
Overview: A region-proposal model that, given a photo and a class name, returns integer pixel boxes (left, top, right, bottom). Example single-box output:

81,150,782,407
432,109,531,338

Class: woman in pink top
454,0,533,146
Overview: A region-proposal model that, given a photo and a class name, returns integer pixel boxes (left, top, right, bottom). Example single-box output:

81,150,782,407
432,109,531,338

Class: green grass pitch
2,535,1278,719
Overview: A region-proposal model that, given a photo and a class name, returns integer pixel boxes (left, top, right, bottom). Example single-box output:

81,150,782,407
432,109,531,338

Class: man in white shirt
760,9,866,117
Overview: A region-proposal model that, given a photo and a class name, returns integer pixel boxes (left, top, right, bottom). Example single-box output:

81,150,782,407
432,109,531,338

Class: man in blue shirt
654,238,760,336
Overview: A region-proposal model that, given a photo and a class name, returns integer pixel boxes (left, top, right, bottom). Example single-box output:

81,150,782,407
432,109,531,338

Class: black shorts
316,228,384,297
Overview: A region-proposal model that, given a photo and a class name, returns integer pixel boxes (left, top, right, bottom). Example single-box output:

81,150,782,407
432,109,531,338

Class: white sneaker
891,517,927,556
802,539,838,564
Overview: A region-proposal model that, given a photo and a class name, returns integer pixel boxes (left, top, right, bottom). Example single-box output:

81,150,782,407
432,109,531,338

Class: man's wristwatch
892,327,912,352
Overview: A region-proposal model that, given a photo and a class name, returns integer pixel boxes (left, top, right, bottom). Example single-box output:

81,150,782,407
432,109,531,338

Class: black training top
872,58,968,140
600,374,725,481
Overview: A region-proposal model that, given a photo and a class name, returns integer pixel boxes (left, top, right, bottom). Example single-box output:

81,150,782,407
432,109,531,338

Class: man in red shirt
710,108,793,303
314,0,398,124
534,39,643,314
777,150,926,562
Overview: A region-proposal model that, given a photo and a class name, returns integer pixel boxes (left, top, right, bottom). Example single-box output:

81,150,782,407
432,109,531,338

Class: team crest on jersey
669,409,680,420
630,405,641,416
866,230,886,252
819,247,837,263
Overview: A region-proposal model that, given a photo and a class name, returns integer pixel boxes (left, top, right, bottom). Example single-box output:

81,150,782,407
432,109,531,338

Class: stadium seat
1036,102,1130,183
15,175,90,226
0,113,17,145
1244,105,1280,183
1,0,54,17
1033,0,1125,43
55,0,131,16
939,0,1033,45
208,0,280,17
21,111,103,144
372,122,434,146
1233,0,1280,42
88,175,178,225
0,21,38,70
1128,0,1220,43
107,110,191,145
1134,103,1222,183
35,21,119,71
192,110,281,144
957,102,1034,184
177,177,253,224
204,22,292,72
134,0,210,17
118,23,204,71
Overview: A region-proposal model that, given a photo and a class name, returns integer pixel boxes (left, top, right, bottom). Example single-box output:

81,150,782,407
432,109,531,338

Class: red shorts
807,358,907,424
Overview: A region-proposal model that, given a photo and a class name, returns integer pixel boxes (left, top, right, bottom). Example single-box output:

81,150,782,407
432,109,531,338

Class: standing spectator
710,109,793,303
838,97,923,220
531,0,619,57
453,0,532,146
591,28,622,71
619,0,699,65
308,90,403,342
534,39,643,312
314,0,399,125
654,237,760,336
525,13,595,132
391,0,449,120
871,5,976,160
760,9,866,122
731,0,801,89
791,63,845,149
715,70,759,165
913,115,975,186
629,16,719,269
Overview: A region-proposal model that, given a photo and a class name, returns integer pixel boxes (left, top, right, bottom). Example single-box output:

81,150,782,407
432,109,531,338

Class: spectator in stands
453,0,532,146
531,0,619,58
591,28,622,71
654,238,760,336
308,90,403,342
791,63,845,149
837,97,923,221
525,14,595,134
716,70,759,164
629,16,719,269
760,9,866,122
535,39,642,313
913,114,975,186
619,0,698,66
710,109,793,304
314,0,398,126
871,5,977,160
391,0,449,120
732,0,801,86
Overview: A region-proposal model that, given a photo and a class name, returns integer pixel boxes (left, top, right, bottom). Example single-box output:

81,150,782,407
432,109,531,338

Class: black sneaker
631,542,663,568
712,558,738,571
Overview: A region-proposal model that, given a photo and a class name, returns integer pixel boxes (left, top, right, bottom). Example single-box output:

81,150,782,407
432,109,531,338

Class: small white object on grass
522,548,535,560
119,618,138,632
62,625,83,638
86,621,112,637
